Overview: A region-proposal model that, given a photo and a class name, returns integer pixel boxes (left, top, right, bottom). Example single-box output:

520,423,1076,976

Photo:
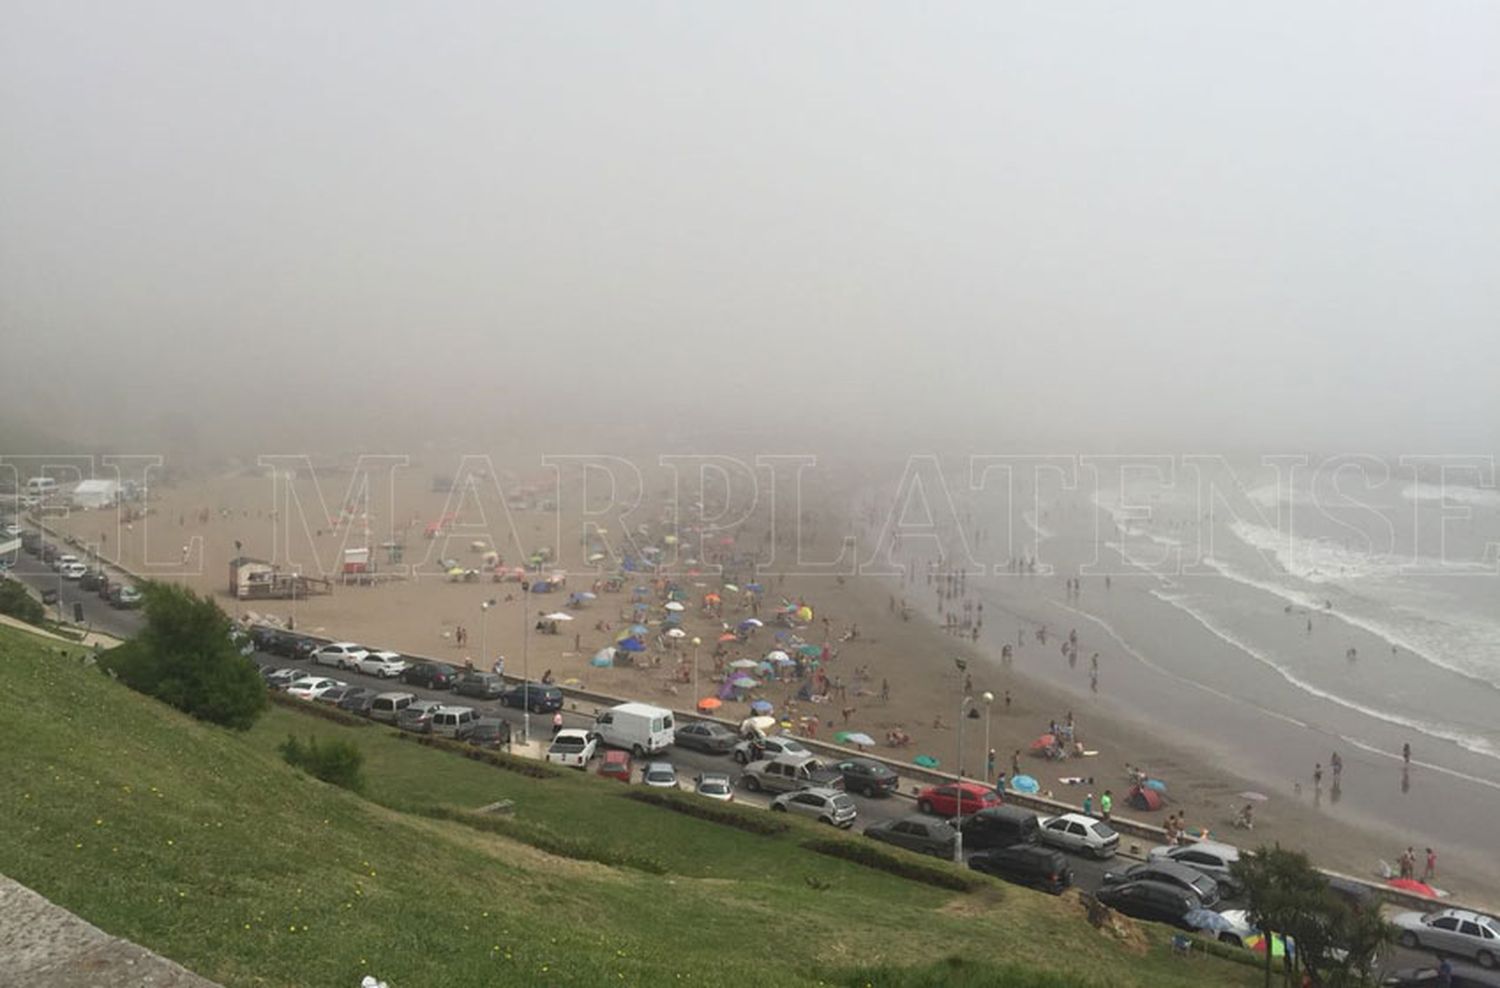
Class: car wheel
917,799,933,814
743,776,762,792
1397,931,1418,949
1478,951,1495,970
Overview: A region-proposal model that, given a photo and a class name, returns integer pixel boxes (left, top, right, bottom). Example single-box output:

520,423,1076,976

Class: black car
250,627,305,657
961,806,1042,850
401,662,458,690
1102,860,1221,908
832,758,899,797
674,721,738,754
1381,965,1500,988
338,690,377,717
1094,880,1201,930
863,816,957,858
969,844,1073,894
499,682,563,713
452,672,505,699
78,570,103,591
469,717,513,749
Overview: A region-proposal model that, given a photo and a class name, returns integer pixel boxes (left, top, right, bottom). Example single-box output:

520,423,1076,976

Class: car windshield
831,795,855,810
1091,822,1117,839
699,779,729,793
551,738,584,751
647,769,674,781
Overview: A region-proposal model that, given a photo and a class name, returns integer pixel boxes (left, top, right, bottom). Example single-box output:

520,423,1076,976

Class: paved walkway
0,876,219,987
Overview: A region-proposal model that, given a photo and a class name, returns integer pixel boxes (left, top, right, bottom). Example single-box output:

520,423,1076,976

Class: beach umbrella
1243,932,1290,958
717,632,739,643
543,612,573,622
795,605,813,622
592,646,617,663
664,601,685,612
1387,878,1437,898
1185,909,1235,934
1127,786,1164,811
796,644,822,658
628,623,650,636
587,552,606,563
729,658,759,669
764,649,790,663
1028,733,1058,751
575,591,597,600
750,699,774,715
730,676,758,689
1238,791,1269,802
617,637,646,653
913,755,941,769
590,652,614,668
663,534,678,545
704,592,721,602
738,618,763,628
697,697,722,712
665,627,687,639
1143,778,1168,793
723,583,740,593
1009,774,1040,794
741,715,776,735
842,732,876,747
745,582,763,592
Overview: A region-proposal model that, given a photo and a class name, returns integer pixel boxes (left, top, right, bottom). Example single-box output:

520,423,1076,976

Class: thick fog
2,2,1497,456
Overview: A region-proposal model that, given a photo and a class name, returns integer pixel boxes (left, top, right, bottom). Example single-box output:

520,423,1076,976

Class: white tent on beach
70,479,120,509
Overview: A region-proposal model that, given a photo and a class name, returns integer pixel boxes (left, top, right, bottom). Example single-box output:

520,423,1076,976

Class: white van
592,702,675,756
26,478,58,496
430,706,478,739
370,692,417,724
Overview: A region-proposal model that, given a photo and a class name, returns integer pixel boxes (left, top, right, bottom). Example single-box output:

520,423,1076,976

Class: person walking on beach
1099,789,1112,821
1423,847,1437,882
1012,749,1021,776
1082,792,1093,816
880,678,890,703
1330,751,1342,781
1313,763,1323,789
1403,742,1411,766
1003,689,1011,712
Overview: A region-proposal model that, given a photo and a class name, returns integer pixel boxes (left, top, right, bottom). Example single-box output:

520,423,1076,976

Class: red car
598,749,632,783
916,782,1001,818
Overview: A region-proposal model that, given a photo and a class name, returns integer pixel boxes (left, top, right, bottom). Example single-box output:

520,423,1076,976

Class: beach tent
1127,785,1164,811
1028,733,1058,752
1386,878,1437,898
590,648,616,668
617,637,646,652
741,715,776,736
1009,774,1040,794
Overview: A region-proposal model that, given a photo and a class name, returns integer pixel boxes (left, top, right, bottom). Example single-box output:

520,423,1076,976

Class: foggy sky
2,2,1497,455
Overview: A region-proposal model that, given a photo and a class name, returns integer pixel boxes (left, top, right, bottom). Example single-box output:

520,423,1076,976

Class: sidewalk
0,875,220,987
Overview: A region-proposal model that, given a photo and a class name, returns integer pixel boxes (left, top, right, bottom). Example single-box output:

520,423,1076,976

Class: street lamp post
480,598,495,667
982,690,995,784
520,580,531,744
956,691,973,863
691,636,702,705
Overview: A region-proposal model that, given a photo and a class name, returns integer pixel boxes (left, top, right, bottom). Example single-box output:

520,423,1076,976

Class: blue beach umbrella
750,700,774,715
1009,774,1040,794
617,637,646,652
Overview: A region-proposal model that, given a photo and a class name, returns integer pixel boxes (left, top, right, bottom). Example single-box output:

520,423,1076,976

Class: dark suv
969,844,1073,894
499,682,563,712
401,662,457,690
831,757,899,797
452,672,505,699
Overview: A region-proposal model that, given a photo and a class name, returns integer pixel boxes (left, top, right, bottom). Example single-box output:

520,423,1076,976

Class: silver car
1393,909,1500,968
770,787,857,828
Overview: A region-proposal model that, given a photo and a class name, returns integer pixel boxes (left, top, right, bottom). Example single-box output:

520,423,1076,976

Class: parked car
264,667,301,690
249,627,301,656
1392,909,1500,968
356,651,409,678
311,642,370,670
41,587,59,606
642,761,679,789
864,816,958,858
968,844,1074,894
1094,880,1202,930
59,561,87,580
673,720,738,754
109,585,142,609
317,685,371,706
338,691,378,717
546,729,598,768
1148,841,1243,895
468,717,512,750
732,734,809,765
430,705,479,740
499,682,563,713
55,553,79,571
831,757,899,797
960,806,1043,850
401,662,458,690
598,750,632,782
452,671,505,699
693,771,733,801
1380,964,1500,987
739,753,844,794
1103,860,1221,908
1039,813,1119,858
369,692,417,724
771,787,858,828
916,782,1001,818
396,699,445,734
285,677,343,701
78,569,103,590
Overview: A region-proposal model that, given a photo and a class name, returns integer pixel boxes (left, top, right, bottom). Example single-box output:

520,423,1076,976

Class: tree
0,578,46,625
102,582,267,730
1232,844,1390,988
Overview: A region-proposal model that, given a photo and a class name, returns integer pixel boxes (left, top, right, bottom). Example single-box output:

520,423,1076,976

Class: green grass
0,625,1259,987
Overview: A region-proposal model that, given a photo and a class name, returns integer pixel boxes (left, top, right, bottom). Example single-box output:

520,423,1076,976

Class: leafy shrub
801,837,982,891
422,805,667,874
279,734,366,793
267,690,371,727
623,788,790,836
100,582,267,730
0,578,45,625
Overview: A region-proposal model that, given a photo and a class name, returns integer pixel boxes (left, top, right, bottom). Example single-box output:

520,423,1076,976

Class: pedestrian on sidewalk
1100,789,1113,821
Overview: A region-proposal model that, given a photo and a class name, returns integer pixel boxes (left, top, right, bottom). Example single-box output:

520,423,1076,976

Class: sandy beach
50,452,1500,909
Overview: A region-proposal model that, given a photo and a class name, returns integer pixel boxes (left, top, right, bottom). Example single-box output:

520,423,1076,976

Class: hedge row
267,691,372,727
622,788,791,836
394,731,563,779
800,837,983,892
422,805,668,875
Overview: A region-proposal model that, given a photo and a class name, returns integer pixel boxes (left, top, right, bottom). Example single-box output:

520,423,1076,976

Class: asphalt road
2,530,1450,978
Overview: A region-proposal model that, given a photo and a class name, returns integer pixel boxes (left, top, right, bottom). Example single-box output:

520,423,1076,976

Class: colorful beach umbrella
1028,733,1058,751
1387,878,1437,898
723,583,740,592
717,632,739,643
729,658,759,669
664,601,685,612
750,700,774,714
697,697,722,712
842,732,875,747
666,627,686,639
1009,774,1040,794
617,637,646,652
730,676,758,689
738,618,763,628
796,644,822,658
1143,778,1168,793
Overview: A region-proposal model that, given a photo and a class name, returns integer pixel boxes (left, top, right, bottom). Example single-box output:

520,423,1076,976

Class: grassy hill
0,625,1258,987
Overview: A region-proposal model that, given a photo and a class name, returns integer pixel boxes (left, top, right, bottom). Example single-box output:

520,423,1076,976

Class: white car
285,676,344,700
311,642,370,670
3,523,20,537
642,762,679,788
357,650,409,678
693,772,735,802
54,553,80,572
1038,813,1120,858
732,734,811,765
1393,909,1500,968
545,729,598,769
60,562,88,580
771,787,858,828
